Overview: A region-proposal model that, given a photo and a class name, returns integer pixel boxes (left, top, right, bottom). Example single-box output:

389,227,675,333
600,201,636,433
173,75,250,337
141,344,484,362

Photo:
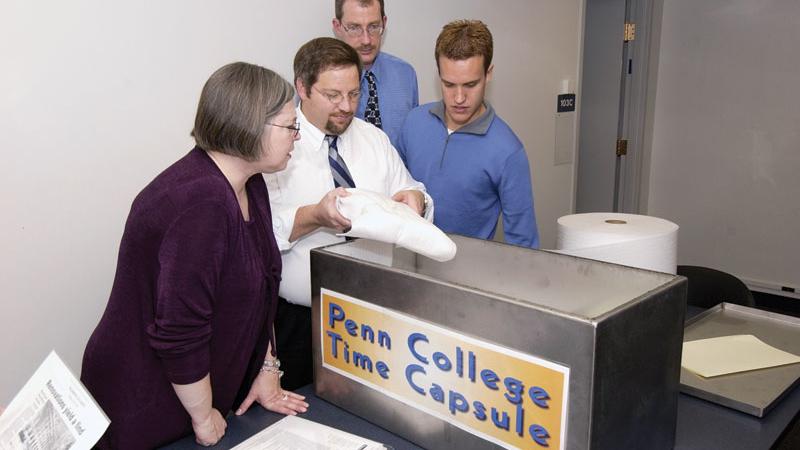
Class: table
163,382,800,450
674,306,800,449
675,382,800,449
162,384,420,450
164,307,800,449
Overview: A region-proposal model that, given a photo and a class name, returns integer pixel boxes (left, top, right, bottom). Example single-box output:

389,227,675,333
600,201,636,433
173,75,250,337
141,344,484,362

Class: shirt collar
361,51,384,82
296,104,354,150
429,101,495,135
296,105,327,151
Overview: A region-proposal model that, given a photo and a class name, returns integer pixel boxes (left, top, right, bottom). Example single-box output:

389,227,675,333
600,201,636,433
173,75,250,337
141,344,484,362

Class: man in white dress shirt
264,37,432,389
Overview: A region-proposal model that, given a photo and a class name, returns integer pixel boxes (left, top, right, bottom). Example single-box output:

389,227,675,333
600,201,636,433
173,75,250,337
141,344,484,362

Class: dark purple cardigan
81,147,280,449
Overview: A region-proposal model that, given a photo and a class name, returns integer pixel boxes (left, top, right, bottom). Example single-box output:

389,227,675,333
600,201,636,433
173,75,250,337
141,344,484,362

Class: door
576,0,655,213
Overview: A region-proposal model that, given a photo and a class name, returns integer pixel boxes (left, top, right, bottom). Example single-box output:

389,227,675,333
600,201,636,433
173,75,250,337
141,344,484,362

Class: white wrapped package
335,188,457,262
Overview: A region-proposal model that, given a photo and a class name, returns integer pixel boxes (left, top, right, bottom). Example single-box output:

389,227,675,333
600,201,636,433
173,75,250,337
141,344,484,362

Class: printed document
232,415,386,450
0,351,109,450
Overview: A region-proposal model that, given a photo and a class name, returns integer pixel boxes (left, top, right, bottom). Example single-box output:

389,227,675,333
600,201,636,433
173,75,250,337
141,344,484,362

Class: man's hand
392,190,425,216
313,187,352,231
289,188,352,241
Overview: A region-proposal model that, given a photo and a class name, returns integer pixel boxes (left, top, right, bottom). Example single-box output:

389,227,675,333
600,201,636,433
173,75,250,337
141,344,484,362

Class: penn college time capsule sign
310,237,686,450
321,289,569,449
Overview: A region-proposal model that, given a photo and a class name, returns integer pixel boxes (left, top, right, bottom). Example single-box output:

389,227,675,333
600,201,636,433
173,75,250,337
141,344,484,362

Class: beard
325,112,354,135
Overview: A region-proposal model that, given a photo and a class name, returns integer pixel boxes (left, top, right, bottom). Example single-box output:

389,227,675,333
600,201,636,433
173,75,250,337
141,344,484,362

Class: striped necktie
326,135,356,189
364,71,382,128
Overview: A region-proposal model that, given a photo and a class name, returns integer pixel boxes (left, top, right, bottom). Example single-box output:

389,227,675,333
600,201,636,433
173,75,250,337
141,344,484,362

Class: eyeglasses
342,23,384,37
267,121,300,137
312,86,360,105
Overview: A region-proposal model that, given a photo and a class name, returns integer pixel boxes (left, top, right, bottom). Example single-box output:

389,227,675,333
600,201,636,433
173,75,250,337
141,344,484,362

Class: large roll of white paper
555,213,679,274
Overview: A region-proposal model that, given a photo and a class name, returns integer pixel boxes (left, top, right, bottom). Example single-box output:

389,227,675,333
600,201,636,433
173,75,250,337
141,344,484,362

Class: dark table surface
164,306,800,449
163,383,800,450
162,384,418,450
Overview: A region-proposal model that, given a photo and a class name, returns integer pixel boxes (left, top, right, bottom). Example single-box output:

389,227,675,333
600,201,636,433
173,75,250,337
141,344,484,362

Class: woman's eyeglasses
267,122,300,137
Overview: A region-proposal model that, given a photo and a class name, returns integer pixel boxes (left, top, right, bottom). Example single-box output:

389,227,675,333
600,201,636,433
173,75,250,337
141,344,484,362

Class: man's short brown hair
192,62,293,161
294,37,362,96
435,19,494,73
335,0,385,20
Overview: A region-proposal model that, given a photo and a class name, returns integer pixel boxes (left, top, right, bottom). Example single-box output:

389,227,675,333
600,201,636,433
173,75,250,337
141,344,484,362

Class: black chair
677,265,756,308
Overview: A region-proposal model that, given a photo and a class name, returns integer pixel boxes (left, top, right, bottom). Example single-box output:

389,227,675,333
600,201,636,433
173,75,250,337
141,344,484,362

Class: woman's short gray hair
192,62,294,161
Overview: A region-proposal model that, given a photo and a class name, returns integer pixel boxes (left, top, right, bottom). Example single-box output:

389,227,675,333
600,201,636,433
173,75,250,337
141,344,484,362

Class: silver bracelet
260,358,283,377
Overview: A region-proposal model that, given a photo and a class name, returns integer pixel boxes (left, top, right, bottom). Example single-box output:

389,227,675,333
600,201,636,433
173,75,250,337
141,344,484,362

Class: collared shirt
264,106,432,306
356,51,419,149
397,101,540,248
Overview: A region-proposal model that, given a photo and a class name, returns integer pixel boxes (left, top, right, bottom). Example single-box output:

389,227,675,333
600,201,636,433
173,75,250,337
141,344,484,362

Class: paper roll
555,213,679,274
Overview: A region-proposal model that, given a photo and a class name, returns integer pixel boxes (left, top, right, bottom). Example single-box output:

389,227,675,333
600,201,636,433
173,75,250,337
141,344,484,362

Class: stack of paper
232,415,386,450
682,334,800,378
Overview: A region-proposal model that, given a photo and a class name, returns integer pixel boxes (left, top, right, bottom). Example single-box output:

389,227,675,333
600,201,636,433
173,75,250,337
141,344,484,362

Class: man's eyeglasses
342,23,384,37
313,86,360,105
267,121,300,137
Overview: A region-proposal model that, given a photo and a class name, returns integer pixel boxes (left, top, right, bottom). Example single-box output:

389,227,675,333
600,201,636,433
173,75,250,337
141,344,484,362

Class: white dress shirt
264,106,432,306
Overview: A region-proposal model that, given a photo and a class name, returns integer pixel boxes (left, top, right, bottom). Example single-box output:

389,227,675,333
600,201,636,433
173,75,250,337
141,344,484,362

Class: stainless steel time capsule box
311,235,686,450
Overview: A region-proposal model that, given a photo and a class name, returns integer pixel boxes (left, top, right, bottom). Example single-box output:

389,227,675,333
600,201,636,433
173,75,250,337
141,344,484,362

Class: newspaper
0,351,109,450
232,415,387,450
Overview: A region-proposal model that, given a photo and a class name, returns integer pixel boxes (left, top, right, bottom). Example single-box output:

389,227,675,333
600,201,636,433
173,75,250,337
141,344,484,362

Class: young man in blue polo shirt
397,20,539,248
333,0,418,148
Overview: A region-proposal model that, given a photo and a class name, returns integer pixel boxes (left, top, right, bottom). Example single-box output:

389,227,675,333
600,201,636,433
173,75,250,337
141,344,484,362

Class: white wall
0,0,583,404
646,0,800,294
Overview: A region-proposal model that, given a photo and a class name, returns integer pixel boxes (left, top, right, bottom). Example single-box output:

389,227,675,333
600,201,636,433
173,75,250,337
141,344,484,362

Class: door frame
575,0,664,214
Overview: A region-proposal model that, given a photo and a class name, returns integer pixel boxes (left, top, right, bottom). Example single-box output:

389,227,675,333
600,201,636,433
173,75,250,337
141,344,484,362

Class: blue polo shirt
397,102,539,248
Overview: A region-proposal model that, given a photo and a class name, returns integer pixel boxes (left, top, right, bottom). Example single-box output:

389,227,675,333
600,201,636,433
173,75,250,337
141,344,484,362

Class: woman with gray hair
81,62,308,449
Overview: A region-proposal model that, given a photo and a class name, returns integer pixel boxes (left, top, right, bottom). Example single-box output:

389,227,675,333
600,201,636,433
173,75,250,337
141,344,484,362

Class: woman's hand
171,375,226,447
235,371,309,416
191,408,227,447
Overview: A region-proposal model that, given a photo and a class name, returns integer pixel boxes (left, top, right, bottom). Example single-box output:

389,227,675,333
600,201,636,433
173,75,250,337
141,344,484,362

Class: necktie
364,71,382,129
326,135,356,189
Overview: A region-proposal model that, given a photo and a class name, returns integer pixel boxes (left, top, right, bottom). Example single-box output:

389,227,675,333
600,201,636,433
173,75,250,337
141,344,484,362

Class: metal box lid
320,235,676,319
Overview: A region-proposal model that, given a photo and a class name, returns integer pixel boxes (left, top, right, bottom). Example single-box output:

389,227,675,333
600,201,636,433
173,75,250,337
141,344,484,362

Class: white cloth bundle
335,188,457,262
555,213,679,274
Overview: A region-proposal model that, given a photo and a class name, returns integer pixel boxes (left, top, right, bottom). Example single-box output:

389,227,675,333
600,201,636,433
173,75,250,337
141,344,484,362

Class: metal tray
680,303,800,417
